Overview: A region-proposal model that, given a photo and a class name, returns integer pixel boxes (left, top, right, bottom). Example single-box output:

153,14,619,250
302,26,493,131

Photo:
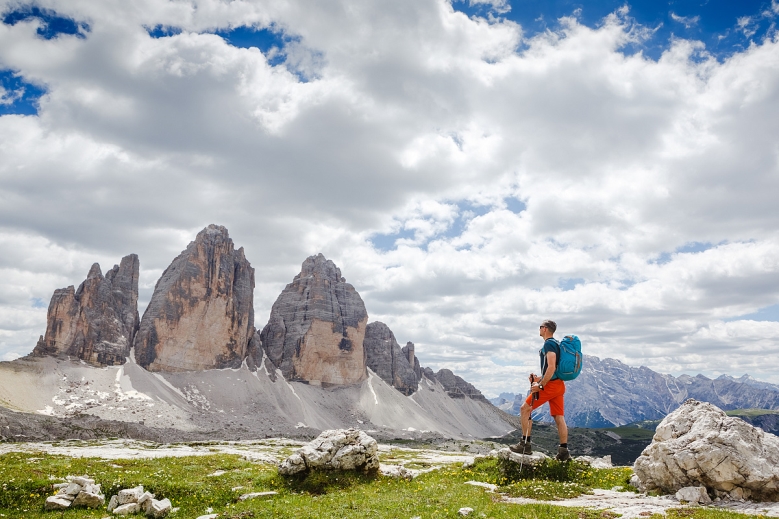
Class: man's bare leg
553,414,568,443
520,401,533,438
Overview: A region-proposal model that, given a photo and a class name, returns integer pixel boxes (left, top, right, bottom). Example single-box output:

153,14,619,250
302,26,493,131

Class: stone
72,489,105,508
380,464,419,479
72,476,95,486
112,502,140,515
147,498,172,518
364,322,420,395
107,494,118,512
278,428,379,475
577,455,613,468
61,482,83,496
676,486,712,504
196,515,218,519
117,485,144,504
238,491,277,501
134,225,255,372
32,255,140,367
458,507,474,516
495,447,549,466
633,399,779,501
260,254,368,385
426,368,489,402
45,495,72,510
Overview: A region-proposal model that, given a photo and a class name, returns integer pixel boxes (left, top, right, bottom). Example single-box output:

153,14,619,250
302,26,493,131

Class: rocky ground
2,438,779,518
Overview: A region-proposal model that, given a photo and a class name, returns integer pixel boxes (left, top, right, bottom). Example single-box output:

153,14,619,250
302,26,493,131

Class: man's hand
530,382,541,394
529,373,540,383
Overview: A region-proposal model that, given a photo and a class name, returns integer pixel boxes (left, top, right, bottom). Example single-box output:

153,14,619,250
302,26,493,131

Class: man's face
539,325,546,337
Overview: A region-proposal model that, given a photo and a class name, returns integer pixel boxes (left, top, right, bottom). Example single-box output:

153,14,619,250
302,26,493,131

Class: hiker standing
510,320,571,461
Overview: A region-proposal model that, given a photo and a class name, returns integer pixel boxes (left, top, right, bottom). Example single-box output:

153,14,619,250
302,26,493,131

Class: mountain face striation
363,321,420,395
134,225,255,372
426,368,489,403
498,354,779,427
260,254,369,385
32,255,140,367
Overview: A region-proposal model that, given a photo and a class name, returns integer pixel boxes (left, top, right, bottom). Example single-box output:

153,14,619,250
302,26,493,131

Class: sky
1,0,779,398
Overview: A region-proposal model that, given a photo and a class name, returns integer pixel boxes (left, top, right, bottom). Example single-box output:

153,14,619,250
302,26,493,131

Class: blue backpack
554,335,583,381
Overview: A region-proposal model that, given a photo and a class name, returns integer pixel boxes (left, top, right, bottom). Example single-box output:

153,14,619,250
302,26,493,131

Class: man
510,320,571,461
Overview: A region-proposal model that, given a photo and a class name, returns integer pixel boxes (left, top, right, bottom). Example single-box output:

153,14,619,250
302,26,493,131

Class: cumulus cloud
1,0,779,396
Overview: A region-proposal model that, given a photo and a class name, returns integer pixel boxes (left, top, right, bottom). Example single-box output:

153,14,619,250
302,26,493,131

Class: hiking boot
556,446,571,461
509,439,532,455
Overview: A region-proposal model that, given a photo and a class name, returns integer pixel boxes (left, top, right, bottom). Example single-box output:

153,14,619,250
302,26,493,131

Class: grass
599,427,656,441
725,408,779,418
0,451,756,519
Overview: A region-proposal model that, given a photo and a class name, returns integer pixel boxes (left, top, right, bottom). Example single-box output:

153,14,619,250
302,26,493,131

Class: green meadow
0,450,754,519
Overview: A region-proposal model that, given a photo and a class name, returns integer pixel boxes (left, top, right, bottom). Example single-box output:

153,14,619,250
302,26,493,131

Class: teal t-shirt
539,338,561,380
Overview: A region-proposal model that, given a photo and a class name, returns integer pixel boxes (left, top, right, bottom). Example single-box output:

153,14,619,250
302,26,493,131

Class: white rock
458,507,474,516
62,482,83,496
44,496,72,510
107,494,119,512
195,515,218,519
138,491,155,506
465,481,497,492
634,399,779,501
577,455,613,469
72,490,105,508
117,485,144,504
676,486,712,504
380,464,419,480
147,498,172,518
495,448,548,466
112,502,140,515
278,429,379,476
238,491,278,501
52,482,69,490
73,476,95,486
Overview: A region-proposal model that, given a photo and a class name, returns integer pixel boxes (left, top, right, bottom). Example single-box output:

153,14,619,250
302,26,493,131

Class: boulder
278,428,379,475
364,322,420,395
32,254,140,366
494,447,548,466
113,502,140,515
633,399,779,501
676,486,712,504
44,495,72,510
146,497,172,518
71,489,105,508
134,225,255,371
260,254,368,385
117,485,144,504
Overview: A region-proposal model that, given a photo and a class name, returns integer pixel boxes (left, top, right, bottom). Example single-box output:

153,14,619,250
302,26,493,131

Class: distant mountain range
490,354,779,428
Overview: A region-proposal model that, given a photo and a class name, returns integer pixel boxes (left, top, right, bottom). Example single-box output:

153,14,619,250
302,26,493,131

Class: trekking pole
519,374,537,475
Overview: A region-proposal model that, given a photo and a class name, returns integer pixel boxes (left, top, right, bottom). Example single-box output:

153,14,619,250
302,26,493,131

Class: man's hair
541,320,557,333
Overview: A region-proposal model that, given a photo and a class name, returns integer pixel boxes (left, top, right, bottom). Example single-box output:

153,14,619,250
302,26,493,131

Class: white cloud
670,13,700,29
1,0,779,396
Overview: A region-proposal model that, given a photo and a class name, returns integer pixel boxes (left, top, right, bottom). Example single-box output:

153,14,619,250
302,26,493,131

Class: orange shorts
525,378,565,416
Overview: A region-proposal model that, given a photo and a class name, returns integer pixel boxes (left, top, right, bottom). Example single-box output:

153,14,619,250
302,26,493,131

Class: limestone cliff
32,254,140,366
364,322,420,395
425,367,489,403
260,253,368,385
134,225,254,372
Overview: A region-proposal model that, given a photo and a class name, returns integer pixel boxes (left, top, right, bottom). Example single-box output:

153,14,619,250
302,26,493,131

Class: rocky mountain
499,354,779,427
134,225,255,372
31,255,139,367
11,231,514,441
363,321,419,395
260,253,368,386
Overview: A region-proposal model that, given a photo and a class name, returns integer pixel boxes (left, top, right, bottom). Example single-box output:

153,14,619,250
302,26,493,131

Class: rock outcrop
45,475,105,510
134,225,254,372
425,368,489,403
32,255,140,366
260,254,368,385
364,322,420,395
278,428,379,475
634,399,779,501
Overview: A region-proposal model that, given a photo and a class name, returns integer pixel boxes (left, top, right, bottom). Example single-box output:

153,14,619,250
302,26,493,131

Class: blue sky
1,0,778,396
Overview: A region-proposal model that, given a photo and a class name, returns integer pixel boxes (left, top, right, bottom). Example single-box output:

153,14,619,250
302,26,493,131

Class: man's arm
531,351,556,392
